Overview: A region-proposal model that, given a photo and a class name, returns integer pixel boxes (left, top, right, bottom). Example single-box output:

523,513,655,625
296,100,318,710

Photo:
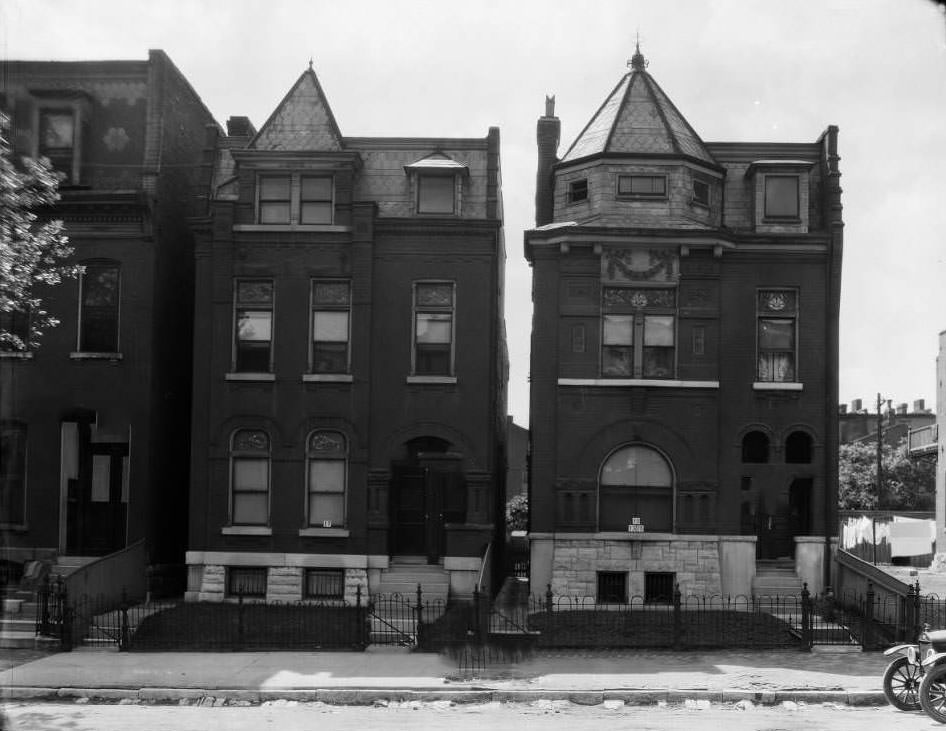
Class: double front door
390,458,465,563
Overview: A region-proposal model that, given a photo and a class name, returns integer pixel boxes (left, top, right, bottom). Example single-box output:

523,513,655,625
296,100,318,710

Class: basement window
305,568,345,600
645,572,675,604
227,567,267,598
597,571,627,604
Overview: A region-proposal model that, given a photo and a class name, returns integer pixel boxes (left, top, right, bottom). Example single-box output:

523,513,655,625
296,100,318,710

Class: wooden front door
391,465,444,563
67,442,127,556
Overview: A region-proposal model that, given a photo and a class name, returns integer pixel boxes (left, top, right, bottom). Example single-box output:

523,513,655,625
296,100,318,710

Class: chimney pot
914,399,926,412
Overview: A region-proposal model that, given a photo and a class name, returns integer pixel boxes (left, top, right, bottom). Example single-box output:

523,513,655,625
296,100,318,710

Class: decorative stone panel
197,564,226,602
550,537,722,598
267,567,302,603
344,568,369,605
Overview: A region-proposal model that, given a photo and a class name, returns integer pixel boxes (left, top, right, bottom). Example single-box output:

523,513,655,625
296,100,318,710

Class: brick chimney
838,404,848,414
897,403,908,415
226,115,257,138
535,95,560,227
914,399,926,413
851,398,862,413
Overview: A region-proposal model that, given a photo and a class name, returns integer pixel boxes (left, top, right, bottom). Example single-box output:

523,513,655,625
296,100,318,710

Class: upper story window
764,175,799,219
0,423,27,526
568,179,588,203
757,289,797,383
234,279,274,373
38,108,78,184
256,173,334,225
78,261,120,353
230,429,270,526
311,280,350,374
417,174,456,214
601,287,676,379
413,282,455,376
617,174,666,198
692,178,710,206
742,431,770,463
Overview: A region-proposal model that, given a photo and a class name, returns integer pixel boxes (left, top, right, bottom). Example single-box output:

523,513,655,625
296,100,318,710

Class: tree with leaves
838,438,935,511
0,112,78,350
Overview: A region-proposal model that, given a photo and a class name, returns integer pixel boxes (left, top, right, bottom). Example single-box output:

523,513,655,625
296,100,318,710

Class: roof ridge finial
308,57,314,70
629,32,648,72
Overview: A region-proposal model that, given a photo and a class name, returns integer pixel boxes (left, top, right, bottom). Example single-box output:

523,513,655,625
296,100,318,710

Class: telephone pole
876,393,885,509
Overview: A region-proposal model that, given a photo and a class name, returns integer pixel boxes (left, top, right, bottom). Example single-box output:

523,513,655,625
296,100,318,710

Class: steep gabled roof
561,47,716,167
250,63,343,151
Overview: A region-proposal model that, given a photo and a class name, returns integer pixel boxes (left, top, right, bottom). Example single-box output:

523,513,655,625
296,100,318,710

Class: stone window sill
0,351,33,360
221,526,272,536
753,382,803,391
559,378,719,389
298,527,350,538
302,374,353,383
225,373,276,382
70,352,123,361
406,375,457,385
233,224,352,233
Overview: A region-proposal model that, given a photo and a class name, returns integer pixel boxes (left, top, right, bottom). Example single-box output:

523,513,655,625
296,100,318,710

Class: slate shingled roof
250,65,343,151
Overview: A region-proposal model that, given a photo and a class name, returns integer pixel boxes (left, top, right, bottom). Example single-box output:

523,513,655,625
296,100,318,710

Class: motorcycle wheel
920,664,946,723
882,656,921,711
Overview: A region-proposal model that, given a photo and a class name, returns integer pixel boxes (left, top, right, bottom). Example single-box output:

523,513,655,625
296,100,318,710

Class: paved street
0,700,934,731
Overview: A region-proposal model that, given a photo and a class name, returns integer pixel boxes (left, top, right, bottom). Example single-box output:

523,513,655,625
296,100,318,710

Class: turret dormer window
417,174,456,214
617,174,666,199
692,178,710,207
405,153,469,216
568,179,588,203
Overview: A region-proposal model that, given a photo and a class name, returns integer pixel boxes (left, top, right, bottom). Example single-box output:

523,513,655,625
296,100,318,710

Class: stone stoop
370,559,450,645
0,587,48,649
751,559,804,598
374,560,450,603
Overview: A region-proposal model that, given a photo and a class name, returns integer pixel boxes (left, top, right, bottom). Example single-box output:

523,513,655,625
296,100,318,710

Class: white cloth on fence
889,516,934,557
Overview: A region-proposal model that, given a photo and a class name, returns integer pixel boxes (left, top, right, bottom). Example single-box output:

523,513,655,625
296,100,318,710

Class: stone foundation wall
551,538,722,597
187,563,368,604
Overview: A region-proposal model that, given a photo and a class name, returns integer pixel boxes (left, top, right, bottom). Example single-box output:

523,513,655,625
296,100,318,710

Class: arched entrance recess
598,444,674,532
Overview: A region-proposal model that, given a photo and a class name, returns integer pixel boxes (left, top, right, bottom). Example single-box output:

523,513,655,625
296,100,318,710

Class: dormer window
256,173,334,225
34,102,84,185
617,174,666,198
764,175,799,219
405,153,468,216
417,174,456,214
692,178,710,207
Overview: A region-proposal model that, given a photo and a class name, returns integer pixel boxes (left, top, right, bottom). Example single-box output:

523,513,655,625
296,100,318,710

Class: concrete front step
0,617,37,634
0,630,59,650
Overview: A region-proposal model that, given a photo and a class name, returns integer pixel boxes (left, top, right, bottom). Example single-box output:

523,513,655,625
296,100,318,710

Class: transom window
311,280,350,373
599,444,673,532
417,174,456,214
257,173,334,224
234,280,273,373
617,174,666,198
230,429,270,526
757,289,797,382
601,287,675,379
39,108,77,183
764,175,799,219
413,282,455,376
307,431,347,528
78,261,120,353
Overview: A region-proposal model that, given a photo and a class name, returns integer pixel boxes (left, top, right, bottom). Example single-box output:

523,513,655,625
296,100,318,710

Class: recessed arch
598,443,674,532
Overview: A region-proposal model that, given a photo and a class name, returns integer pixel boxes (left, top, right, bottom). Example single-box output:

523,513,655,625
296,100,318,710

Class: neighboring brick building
525,47,843,599
0,52,218,574
185,65,507,603
839,397,934,447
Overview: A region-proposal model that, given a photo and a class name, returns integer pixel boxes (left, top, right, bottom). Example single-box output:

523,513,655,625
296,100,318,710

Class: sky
2,0,945,426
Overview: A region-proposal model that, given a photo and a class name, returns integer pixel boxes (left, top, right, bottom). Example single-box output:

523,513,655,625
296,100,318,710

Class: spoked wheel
920,664,946,722
883,656,921,711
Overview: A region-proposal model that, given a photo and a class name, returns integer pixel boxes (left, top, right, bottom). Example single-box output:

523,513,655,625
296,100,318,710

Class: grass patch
527,609,801,649
127,602,367,651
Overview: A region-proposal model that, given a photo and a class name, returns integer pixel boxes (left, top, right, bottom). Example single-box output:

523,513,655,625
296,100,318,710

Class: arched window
307,431,347,528
599,445,673,532
742,431,769,463
230,429,270,525
785,431,813,464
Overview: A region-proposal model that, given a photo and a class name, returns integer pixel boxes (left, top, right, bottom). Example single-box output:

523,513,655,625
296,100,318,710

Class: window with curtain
757,289,797,382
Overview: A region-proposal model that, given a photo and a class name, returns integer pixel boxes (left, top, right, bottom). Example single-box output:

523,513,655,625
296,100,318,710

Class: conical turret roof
561,47,716,167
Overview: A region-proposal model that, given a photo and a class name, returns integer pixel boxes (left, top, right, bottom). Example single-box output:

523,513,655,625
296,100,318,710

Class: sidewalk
0,646,891,706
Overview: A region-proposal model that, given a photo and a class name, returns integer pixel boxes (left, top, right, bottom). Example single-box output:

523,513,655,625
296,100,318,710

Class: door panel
392,471,426,555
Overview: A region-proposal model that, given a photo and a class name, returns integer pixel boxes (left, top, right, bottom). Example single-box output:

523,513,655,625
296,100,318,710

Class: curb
0,686,888,707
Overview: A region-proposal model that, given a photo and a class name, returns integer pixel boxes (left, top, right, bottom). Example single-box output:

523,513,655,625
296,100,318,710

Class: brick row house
0,52,218,577
184,66,508,603
525,47,843,601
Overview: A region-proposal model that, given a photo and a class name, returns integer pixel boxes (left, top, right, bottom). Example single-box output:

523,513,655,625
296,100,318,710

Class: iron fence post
801,583,812,650
37,574,49,636
863,581,875,650
237,592,245,651
912,580,922,641
60,580,72,652
672,583,682,650
356,584,368,649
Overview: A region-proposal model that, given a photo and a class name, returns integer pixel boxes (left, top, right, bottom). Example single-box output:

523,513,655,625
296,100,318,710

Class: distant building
506,418,529,500
525,46,842,600
840,398,934,447
0,52,218,575
184,65,507,603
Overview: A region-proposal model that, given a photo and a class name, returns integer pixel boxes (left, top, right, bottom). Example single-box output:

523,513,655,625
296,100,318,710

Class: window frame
255,173,335,225
412,280,456,377
756,289,798,383
226,567,267,598
309,279,351,374
233,279,275,374
306,430,348,529
416,173,457,215
692,178,710,207
229,429,271,527
304,568,345,600
763,174,800,220
0,423,27,527
568,178,589,204
596,571,628,604
601,287,676,379
77,260,121,354
616,174,667,199
36,104,81,185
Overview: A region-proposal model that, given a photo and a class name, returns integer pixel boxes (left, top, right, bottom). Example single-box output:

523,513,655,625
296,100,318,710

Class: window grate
645,572,675,604
597,571,627,604
227,567,267,598
305,569,344,599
